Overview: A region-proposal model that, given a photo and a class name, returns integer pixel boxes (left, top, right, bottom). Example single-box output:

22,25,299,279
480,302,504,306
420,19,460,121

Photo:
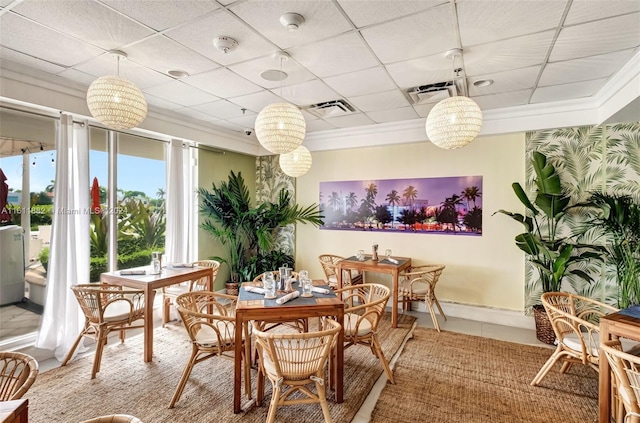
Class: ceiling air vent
306,99,356,119
407,81,453,105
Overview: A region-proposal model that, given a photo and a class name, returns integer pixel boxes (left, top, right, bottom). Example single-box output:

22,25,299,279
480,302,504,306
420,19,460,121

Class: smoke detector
280,13,305,31
213,36,238,54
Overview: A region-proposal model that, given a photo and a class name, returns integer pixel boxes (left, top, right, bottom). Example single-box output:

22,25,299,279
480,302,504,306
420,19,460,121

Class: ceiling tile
143,93,183,110
564,0,640,26
57,68,98,86
539,49,636,87
464,31,555,77
184,68,262,98
473,89,532,111
74,52,174,89
165,10,277,66
467,66,541,97
366,106,419,123
413,103,436,118
290,32,379,78
228,91,285,114
0,13,104,67
100,0,221,31
349,90,410,112
385,52,452,89
228,54,316,89
457,0,566,46
124,35,219,76
211,119,244,131
11,0,154,50
276,80,340,107
0,47,66,74
361,4,455,64
191,99,248,120
171,106,219,122
324,66,397,97
530,78,608,103
337,0,445,27
325,113,375,128
306,119,337,131
230,0,352,49
550,13,640,62
143,80,219,107
227,113,258,128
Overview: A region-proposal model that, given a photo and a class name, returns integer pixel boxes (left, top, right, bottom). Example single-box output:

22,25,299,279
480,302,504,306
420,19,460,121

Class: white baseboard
409,300,535,330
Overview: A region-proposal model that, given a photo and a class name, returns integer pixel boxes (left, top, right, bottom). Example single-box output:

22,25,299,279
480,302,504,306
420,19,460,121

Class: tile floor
0,303,42,342
10,303,549,421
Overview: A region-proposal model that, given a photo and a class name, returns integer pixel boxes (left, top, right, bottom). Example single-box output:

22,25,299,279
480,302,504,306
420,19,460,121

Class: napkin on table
276,290,300,304
311,287,331,294
244,286,266,294
387,258,399,264
169,263,195,268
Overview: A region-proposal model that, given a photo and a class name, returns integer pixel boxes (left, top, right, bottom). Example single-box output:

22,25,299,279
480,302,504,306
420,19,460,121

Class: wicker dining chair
530,292,619,386
61,283,145,379
602,340,640,423
169,291,251,408
318,254,363,289
253,318,342,423
398,264,446,331
0,351,39,400
162,260,221,327
333,283,395,384
81,415,143,423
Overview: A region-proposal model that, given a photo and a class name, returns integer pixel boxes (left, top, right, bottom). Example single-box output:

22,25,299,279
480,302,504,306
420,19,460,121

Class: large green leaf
511,183,538,216
532,151,563,196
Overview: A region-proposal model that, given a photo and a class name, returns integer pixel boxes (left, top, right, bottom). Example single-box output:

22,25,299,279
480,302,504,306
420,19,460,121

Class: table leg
391,271,398,328
337,265,343,290
336,308,344,403
143,287,155,362
599,322,612,423
234,313,244,413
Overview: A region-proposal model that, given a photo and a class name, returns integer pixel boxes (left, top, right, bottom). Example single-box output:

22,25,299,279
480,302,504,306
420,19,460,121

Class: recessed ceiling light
168,70,189,79
260,69,288,82
473,79,494,87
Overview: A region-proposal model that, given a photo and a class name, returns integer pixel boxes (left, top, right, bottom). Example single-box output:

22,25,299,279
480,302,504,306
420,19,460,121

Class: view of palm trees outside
319,176,483,235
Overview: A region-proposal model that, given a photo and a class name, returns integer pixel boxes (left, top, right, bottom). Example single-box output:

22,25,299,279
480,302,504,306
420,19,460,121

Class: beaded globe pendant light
279,145,312,177
86,50,148,130
426,48,482,149
255,52,306,154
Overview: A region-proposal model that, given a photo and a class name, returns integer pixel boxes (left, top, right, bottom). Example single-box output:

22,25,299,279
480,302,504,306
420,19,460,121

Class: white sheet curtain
36,114,90,361
165,139,197,264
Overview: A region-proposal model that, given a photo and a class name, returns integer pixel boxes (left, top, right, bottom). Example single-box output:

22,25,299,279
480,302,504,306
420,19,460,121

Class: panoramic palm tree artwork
319,176,483,236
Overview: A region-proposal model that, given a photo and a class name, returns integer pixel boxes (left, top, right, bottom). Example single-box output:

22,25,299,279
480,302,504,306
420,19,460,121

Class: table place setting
167,262,196,268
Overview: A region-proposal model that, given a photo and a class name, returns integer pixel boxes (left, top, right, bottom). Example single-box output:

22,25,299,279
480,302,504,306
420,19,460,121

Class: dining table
100,264,214,362
598,308,640,423
336,255,412,328
233,279,345,414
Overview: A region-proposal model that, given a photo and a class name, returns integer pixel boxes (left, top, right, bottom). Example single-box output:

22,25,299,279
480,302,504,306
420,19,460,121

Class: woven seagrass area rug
28,312,415,423
371,327,598,423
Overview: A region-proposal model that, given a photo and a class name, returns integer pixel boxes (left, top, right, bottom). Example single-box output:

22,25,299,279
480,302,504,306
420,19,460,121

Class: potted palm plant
199,171,323,293
494,151,601,344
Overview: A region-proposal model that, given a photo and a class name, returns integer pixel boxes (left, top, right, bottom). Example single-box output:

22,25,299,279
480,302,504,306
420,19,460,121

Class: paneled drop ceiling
0,0,639,148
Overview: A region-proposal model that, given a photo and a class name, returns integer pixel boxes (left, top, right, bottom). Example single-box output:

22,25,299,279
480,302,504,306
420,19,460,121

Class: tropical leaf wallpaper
525,122,640,308
255,155,296,255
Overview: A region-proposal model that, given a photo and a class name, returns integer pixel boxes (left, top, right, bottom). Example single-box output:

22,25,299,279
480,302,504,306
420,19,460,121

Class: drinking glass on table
263,271,276,299
301,276,313,297
357,250,365,261
385,249,392,259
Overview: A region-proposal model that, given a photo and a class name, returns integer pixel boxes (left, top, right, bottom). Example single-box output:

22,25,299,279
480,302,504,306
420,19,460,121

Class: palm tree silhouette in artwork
402,185,418,208
461,186,482,211
439,194,464,233
328,191,340,212
385,190,400,228
345,192,358,213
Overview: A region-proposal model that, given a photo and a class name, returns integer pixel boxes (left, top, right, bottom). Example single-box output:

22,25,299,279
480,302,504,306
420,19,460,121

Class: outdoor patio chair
169,291,251,408
318,254,363,289
162,260,220,327
253,318,341,423
333,283,395,384
0,351,39,400
61,283,145,379
398,264,446,331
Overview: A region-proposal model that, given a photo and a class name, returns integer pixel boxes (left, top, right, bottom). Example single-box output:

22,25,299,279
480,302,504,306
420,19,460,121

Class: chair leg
242,345,252,399
266,381,281,423
316,379,333,423
61,328,88,367
426,300,441,332
530,348,566,386
371,334,395,384
91,329,108,379
162,297,171,328
168,346,199,408
433,296,447,321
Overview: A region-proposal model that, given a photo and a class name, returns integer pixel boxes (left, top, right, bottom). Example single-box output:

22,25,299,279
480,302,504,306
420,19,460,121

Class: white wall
295,133,527,311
